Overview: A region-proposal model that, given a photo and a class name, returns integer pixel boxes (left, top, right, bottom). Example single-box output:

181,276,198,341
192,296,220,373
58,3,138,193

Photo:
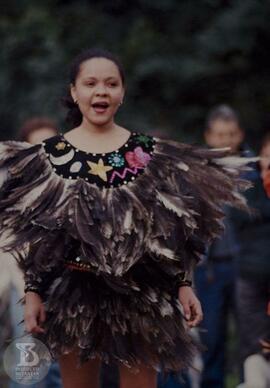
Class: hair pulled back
62,48,125,127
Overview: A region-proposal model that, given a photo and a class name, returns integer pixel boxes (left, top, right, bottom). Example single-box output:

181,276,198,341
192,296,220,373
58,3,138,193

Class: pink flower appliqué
125,146,151,168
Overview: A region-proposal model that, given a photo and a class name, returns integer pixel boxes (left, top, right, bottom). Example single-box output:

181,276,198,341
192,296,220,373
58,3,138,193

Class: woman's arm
178,286,203,328
24,291,46,334
22,245,48,334
20,242,63,334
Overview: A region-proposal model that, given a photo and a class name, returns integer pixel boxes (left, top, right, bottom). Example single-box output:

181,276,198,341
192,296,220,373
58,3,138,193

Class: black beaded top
42,132,156,188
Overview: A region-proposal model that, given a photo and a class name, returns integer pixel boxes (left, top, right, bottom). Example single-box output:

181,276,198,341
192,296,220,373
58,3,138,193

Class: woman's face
71,57,125,127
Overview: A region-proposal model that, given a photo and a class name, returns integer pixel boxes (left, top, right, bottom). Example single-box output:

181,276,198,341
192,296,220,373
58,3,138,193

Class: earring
119,100,123,106
74,99,78,105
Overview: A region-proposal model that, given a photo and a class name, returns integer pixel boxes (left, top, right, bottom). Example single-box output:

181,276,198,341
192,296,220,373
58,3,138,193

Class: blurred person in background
0,276,12,386
234,133,270,388
8,117,62,388
0,248,24,386
194,105,255,388
19,117,59,144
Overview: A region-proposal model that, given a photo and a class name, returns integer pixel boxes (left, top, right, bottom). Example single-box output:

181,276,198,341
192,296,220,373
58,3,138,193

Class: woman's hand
24,291,46,334
178,286,203,328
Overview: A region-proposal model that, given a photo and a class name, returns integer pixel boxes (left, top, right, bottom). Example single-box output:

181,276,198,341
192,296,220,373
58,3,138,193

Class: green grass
227,374,239,388
225,313,241,388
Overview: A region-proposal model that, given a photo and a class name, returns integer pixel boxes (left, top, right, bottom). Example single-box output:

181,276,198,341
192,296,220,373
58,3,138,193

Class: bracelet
24,284,42,295
175,272,193,288
177,280,192,288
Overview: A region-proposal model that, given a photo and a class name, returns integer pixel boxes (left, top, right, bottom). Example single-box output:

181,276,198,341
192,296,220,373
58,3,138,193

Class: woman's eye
86,82,95,87
108,83,117,87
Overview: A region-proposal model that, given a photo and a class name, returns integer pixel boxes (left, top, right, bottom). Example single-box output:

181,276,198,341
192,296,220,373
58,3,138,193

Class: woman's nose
95,86,108,96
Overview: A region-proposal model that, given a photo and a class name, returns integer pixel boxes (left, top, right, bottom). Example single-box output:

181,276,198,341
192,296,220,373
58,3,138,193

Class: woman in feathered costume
0,49,254,388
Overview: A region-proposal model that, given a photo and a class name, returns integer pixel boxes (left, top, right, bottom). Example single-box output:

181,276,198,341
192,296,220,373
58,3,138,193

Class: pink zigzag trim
109,167,144,183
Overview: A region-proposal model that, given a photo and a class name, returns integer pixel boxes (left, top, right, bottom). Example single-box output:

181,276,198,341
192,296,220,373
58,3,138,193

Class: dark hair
62,48,125,127
205,104,242,131
18,117,57,141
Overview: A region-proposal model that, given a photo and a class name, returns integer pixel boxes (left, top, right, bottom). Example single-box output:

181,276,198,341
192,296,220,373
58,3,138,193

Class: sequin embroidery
43,132,155,188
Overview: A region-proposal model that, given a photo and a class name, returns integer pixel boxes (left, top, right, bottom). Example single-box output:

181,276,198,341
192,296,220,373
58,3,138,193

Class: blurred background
1,0,270,144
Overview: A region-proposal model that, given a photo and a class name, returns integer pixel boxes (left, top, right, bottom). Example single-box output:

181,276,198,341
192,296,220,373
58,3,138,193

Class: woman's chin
85,116,114,127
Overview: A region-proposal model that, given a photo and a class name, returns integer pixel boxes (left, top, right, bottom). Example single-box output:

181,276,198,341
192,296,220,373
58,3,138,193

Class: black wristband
24,283,42,295
175,271,193,288
177,280,192,288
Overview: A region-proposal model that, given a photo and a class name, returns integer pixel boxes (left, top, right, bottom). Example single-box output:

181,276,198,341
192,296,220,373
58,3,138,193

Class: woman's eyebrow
82,76,119,81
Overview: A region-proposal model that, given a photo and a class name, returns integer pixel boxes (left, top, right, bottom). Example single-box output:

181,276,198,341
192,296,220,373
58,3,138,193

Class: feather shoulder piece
0,134,257,278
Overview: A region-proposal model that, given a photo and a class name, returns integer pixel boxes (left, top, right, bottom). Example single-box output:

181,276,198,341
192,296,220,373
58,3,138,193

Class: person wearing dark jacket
233,133,270,370
194,105,255,388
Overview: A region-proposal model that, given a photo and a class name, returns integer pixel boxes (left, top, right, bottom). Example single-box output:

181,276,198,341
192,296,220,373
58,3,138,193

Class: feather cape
0,138,253,275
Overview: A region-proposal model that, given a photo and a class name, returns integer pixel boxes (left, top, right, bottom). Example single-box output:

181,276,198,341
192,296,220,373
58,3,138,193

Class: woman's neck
64,119,130,154
77,119,117,136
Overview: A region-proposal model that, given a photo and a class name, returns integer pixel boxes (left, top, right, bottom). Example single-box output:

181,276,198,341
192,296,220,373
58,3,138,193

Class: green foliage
1,0,270,145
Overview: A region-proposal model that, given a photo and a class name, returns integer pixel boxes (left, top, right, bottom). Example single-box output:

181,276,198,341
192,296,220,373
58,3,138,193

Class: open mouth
91,102,110,113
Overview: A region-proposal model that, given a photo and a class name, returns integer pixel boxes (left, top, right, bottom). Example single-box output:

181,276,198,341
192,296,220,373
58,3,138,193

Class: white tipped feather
0,230,16,250
147,239,177,261
0,167,7,189
102,222,113,239
177,162,189,171
231,191,248,206
160,299,174,317
14,178,51,212
156,191,190,218
210,147,232,152
123,209,133,231
213,156,259,168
